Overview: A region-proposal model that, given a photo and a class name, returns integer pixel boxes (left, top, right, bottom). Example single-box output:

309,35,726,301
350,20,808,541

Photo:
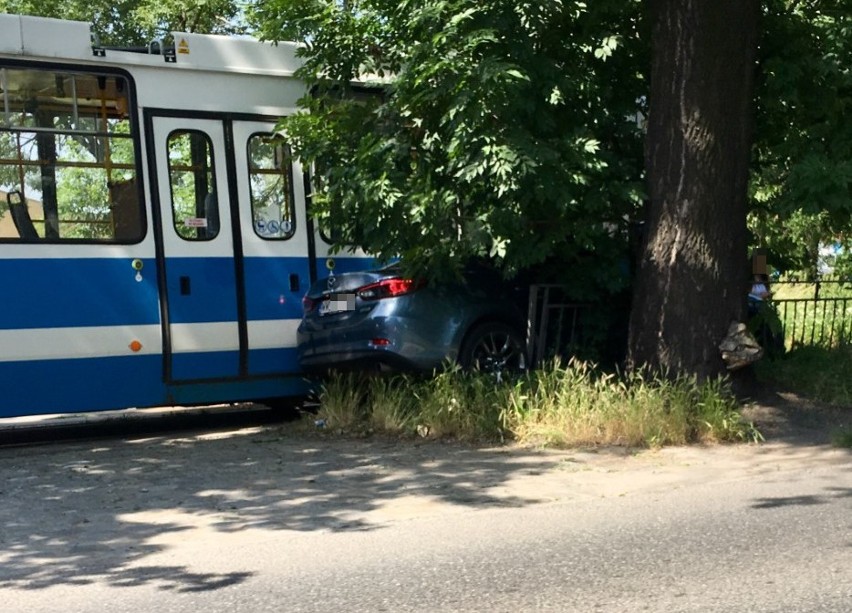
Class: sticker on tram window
248,133,296,240
184,218,209,228
255,219,293,237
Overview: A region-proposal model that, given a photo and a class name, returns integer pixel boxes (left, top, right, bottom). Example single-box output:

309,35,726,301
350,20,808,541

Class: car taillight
302,295,316,313
356,277,424,300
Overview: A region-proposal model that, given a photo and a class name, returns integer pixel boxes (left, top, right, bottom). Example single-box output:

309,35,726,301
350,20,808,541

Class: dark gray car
297,263,528,375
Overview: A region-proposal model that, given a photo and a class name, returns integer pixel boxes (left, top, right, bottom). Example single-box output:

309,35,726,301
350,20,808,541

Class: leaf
256,0,645,284
593,35,621,61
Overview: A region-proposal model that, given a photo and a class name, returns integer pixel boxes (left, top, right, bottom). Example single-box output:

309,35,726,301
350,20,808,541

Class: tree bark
627,0,760,378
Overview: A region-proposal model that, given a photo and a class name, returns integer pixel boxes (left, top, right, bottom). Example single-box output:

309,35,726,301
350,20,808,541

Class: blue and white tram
0,15,366,418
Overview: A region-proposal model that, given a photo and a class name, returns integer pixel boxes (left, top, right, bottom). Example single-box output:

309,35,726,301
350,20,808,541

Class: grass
755,345,852,407
312,371,369,431
308,360,761,448
772,281,852,350
831,429,852,448
773,279,852,301
503,361,758,448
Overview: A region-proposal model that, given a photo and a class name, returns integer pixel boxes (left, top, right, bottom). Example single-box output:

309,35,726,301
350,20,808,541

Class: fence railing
770,278,852,349
771,277,851,300
525,280,852,365
525,284,588,367
772,297,852,349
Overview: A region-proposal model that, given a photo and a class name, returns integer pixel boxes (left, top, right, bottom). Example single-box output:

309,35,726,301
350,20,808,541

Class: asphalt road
0,408,850,613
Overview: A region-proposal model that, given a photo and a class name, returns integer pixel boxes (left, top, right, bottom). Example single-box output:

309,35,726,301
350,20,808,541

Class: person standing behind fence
749,273,771,301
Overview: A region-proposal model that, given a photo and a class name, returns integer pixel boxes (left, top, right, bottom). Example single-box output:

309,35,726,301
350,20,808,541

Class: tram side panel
0,16,332,417
0,251,167,417
0,60,171,417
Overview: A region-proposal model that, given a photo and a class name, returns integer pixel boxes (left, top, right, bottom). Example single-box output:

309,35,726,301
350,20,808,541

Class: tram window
167,130,219,241
248,134,295,240
0,68,142,242
318,219,344,245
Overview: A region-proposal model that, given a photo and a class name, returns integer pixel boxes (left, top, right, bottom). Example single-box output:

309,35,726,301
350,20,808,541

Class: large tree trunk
627,0,761,379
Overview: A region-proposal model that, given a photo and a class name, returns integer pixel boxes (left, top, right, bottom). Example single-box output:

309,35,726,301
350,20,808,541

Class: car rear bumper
297,315,457,373
299,348,427,374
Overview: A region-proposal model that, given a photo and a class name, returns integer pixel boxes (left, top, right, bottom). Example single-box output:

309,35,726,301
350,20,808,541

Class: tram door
150,114,311,383
150,115,240,381
230,120,312,377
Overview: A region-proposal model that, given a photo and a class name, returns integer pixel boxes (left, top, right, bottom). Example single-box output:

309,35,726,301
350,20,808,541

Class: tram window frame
166,129,220,242
0,66,144,244
307,83,383,247
310,170,344,246
247,132,296,241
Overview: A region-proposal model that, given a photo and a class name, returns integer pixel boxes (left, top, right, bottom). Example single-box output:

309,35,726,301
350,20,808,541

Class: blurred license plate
318,294,355,316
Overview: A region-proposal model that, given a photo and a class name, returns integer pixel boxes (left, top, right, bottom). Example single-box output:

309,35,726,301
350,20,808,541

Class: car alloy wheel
460,322,527,381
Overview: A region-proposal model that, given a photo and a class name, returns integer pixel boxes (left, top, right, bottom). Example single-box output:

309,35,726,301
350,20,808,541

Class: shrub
310,360,761,447
755,345,852,406
504,360,758,447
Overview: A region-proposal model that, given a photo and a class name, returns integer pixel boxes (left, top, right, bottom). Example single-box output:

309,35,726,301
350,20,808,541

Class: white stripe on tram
0,319,302,362
247,319,301,350
0,324,162,362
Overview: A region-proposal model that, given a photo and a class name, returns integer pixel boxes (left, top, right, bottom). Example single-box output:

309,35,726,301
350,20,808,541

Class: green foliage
0,0,245,45
251,0,647,282
313,371,370,431
506,361,759,447
771,280,852,349
755,345,852,406
773,278,852,300
314,368,513,442
834,250,852,278
413,366,511,441
365,375,419,434
6,0,849,289
311,361,760,447
750,1,852,275
132,0,247,40
832,428,852,448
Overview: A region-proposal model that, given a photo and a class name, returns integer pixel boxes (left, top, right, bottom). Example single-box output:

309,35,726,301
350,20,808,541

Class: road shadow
1,392,848,595
751,487,852,509
0,409,624,593
737,386,852,445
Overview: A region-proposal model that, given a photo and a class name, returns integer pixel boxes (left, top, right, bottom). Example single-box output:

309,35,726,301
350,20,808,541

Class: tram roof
0,14,303,78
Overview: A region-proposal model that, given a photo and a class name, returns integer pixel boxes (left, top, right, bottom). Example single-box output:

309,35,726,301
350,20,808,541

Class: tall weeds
312,360,760,447
505,360,756,447
755,345,852,406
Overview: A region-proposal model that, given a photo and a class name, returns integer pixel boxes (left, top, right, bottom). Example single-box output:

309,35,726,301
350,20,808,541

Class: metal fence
525,284,589,367
773,298,852,348
766,278,852,349
524,279,852,366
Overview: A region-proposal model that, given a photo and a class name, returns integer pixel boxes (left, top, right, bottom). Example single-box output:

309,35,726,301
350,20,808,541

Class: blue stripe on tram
0,354,166,417
0,258,160,330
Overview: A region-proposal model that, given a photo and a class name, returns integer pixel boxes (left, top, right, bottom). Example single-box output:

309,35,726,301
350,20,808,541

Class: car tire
459,322,527,379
